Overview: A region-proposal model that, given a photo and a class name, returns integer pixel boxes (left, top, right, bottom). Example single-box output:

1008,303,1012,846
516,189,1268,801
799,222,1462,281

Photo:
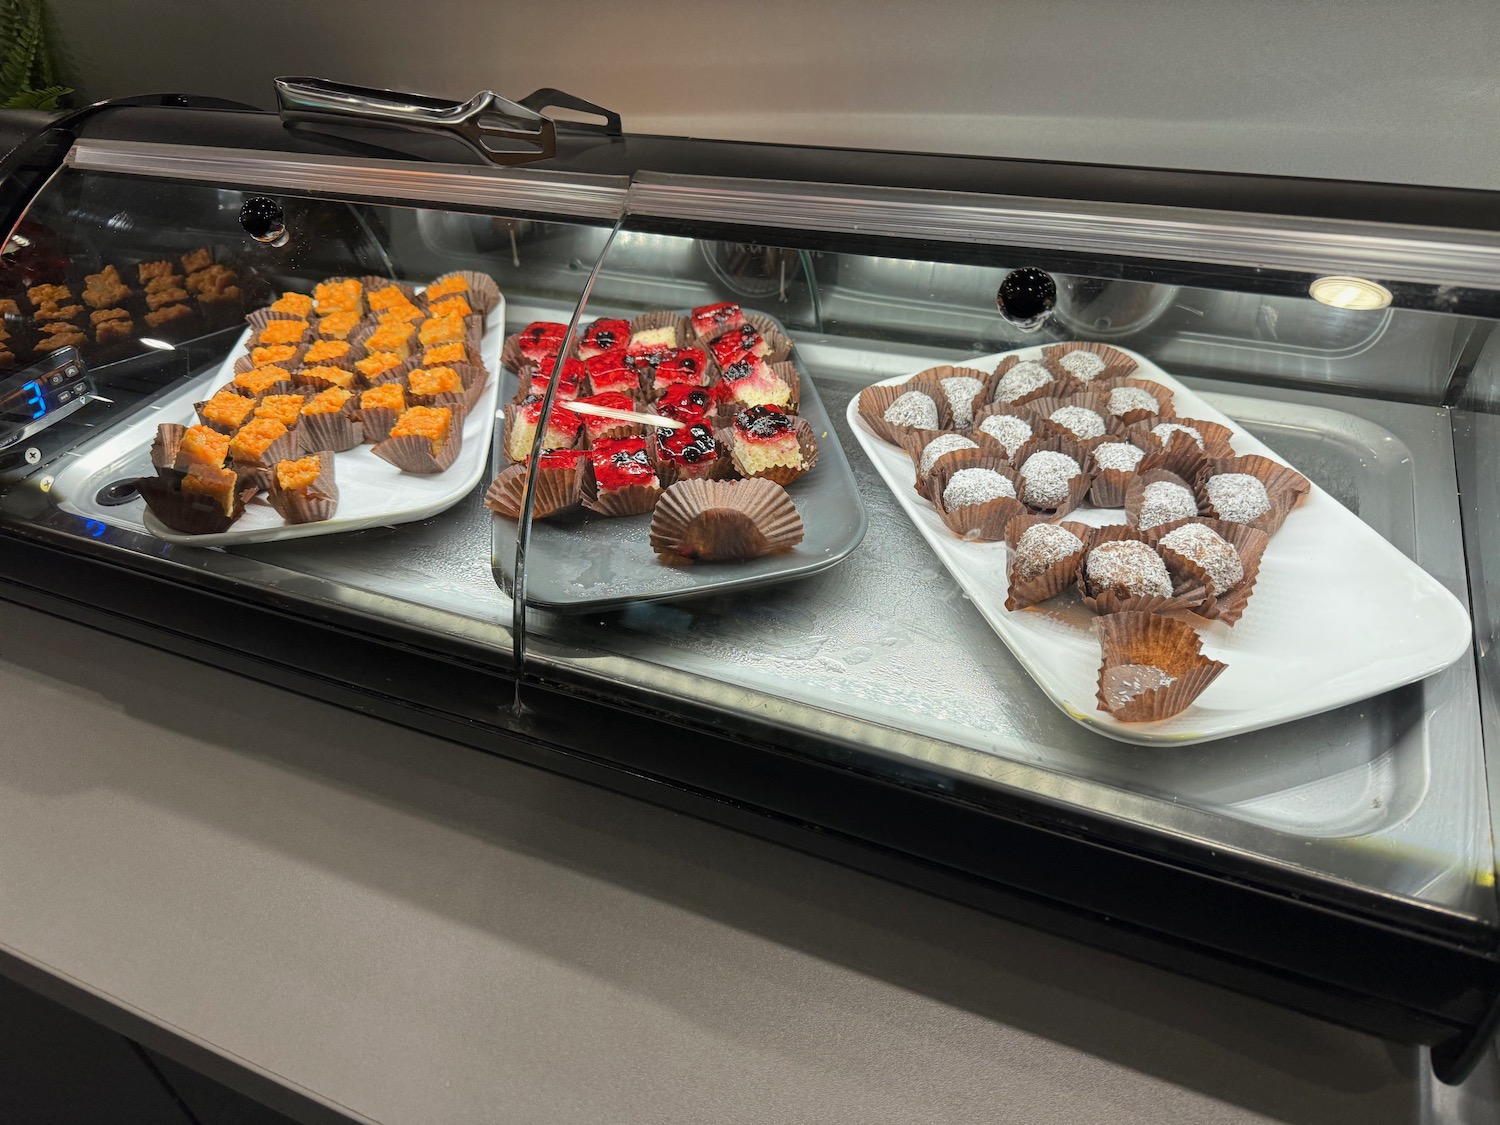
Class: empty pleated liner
151,423,185,471
484,459,588,521
373,426,463,474
297,406,363,453
1095,611,1227,722
650,478,804,563
584,482,662,517
266,450,339,524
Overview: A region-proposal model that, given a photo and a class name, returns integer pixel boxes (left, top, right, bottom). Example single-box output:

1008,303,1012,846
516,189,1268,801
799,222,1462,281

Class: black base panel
0,529,1497,1084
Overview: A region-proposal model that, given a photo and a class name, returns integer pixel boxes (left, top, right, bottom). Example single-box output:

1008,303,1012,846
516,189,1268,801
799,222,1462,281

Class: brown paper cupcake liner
265,451,339,524
627,310,693,348
296,409,363,453
1147,517,1269,626
441,360,489,409
1010,433,1094,517
134,473,244,535
150,423,186,473
405,389,470,424
358,357,418,389
1128,416,1234,462
990,354,1072,407
897,427,1004,493
1124,468,1203,531
1095,611,1227,722
724,415,819,487
582,419,648,447
1003,514,1093,609
1077,525,1208,615
584,481,662,517
738,312,794,364
1085,434,1161,507
356,405,403,444
914,365,995,429
349,319,416,363
922,453,1026,542
232,464,271,495
232,344,306,375
855,377,953,445
501,331,574,375
244,307,309,334
1195,453,1311,536
649,477,803,562
372,428,462,475
231,428,302,472
1042,341,1141,382
1017,390,1124,443
768,361,804,410
483,459,587,521
424,270,501,318
1104,378,1178,427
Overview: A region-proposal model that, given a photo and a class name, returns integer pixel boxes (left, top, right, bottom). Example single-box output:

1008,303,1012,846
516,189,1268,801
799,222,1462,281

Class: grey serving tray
491,310,868,612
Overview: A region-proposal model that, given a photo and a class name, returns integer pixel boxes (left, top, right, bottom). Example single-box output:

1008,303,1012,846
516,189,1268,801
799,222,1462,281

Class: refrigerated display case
1,83,1497,1080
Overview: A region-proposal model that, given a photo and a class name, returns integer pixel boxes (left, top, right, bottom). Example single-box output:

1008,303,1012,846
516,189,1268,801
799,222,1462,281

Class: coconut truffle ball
919,433,979,476
978,413,1033,456
993,361,1053,403
1109,385,1162,417
1085,540,1174,598
1135,479,1198,529
1203,472,1271,523
1158,522,1244,594
1092,441,1146,473
940,375,985,428
1048,405,1107,440
1018,449,1082,509
1057,350,1107,381
1151,422,1204,450
942,467,1015,509
1013,522,1084,579
883,389,939,430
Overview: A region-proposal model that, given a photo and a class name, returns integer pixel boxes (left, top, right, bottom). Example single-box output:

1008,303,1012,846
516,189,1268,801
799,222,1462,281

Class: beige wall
48,0,1500,189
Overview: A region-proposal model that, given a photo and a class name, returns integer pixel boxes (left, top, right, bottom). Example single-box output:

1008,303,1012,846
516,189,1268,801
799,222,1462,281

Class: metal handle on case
274,76,557,166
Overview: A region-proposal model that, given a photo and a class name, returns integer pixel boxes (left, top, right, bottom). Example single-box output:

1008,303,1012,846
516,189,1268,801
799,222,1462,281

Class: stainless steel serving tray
491,309,868,612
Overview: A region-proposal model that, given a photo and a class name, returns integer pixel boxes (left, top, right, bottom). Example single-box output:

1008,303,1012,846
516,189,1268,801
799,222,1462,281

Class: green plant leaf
3,83,70,110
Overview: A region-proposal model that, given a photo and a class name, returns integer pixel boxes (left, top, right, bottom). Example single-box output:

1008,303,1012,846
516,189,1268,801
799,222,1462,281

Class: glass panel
0,166,620,663
514,221,1494,922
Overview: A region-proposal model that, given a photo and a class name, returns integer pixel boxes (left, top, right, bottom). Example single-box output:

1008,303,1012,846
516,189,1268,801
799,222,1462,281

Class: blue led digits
21,380,45,421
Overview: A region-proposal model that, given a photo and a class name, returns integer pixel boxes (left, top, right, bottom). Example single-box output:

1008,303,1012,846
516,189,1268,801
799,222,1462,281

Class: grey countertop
0,596,1494,1125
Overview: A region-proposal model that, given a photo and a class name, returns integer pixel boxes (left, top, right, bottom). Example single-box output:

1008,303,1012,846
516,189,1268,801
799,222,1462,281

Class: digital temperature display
0,346,93,451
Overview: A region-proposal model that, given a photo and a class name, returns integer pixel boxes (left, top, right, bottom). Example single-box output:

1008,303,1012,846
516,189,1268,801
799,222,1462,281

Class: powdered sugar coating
1101,664,1177,708
1093,441,1146,472
1152,422,1204,450
883,390,939,429
1018,450,1082,509
1048,405,1107,440
1014,523,1084,579
1058,351,1107,380
1158,523,1243,593
993,361,1054,403
1109,386,1161,417
942,467,1015,509
919,433,978,476
1204,472,1271,523
1136,480,1198,529
978,413,1033,455
940,376,985,428
1085,540,1173,598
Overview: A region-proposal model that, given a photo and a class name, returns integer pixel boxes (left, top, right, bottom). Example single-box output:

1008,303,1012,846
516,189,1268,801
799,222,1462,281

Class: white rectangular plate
52,295,504,546
846,345,1473,746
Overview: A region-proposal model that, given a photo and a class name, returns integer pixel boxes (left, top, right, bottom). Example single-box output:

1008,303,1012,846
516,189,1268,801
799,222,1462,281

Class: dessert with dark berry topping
652,384,714,424
521,356,585,401
584,348,640,396
589,436,660,493
730,405,803,476
579,317,631,359
625,340,678,374
715,354,791,409
708,323,768,366
516,321,568,362
690,301,746,339
654,421,722,477
649,347,712,395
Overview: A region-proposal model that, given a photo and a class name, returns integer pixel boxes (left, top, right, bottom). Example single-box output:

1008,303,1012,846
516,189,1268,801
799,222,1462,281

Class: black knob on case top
239,197,287,245
997,268,1057,332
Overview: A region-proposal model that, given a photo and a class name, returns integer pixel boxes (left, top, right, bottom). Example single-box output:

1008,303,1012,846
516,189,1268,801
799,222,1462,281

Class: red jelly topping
690,302,745,337
734,404,794,442
519,393,584,438
526,356,585,399
538,449,588,470
625,342,677,373
518,321,568,361
653,384,713,422
580,318,630,355
585,349,639,393
575,391,640,436
651,347,710,390
656,421,718,465
709,324,765,366
590,437,656,490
